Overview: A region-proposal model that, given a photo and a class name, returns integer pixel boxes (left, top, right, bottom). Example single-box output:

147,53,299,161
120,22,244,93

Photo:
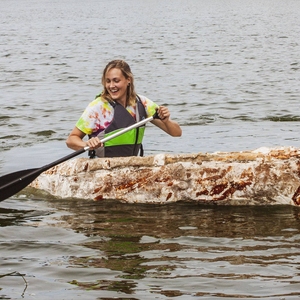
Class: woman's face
105,68,130,105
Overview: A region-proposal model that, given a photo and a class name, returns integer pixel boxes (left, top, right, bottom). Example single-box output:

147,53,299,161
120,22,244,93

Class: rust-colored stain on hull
29,147,300,205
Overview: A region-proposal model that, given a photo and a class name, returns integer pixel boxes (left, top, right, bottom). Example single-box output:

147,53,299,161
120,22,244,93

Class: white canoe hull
29,147,300,205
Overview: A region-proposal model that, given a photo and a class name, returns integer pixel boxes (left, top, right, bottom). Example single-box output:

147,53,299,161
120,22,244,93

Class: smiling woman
66,60,182,158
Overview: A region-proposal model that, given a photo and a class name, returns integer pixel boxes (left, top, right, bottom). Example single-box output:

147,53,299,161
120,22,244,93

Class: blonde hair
101,60,137,106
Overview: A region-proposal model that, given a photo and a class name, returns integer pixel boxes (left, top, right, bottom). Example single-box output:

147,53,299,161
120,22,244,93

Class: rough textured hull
29,147,300,205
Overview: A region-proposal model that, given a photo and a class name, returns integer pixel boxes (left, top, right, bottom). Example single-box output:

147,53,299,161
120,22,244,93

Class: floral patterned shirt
76,94,159,136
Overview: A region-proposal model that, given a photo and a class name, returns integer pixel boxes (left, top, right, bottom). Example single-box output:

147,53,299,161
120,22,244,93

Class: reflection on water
1,199,300,299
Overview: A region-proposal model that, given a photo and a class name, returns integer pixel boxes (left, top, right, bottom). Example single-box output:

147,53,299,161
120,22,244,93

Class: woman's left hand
156,106,170,122
152,105,182,137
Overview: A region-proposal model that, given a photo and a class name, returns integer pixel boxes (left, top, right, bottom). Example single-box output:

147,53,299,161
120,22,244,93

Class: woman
66,60,182,157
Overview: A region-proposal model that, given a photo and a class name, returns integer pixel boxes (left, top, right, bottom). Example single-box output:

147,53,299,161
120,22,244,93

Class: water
1,0,300,298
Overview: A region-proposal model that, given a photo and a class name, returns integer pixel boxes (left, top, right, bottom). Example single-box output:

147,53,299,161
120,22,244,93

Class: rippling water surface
1,199,300,299
1,0,300,299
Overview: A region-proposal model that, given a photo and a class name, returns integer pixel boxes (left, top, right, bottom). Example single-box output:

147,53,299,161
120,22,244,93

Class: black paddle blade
0,148,87,202
0,168,43,202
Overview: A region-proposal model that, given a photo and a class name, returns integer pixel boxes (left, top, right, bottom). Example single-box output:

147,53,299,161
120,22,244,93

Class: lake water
1,0,300,299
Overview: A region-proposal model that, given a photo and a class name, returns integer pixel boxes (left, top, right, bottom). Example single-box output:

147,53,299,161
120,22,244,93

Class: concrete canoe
29,147,300,206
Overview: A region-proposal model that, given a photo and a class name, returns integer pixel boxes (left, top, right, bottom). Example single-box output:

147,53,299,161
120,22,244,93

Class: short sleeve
138,95,159,117
76,97,113,136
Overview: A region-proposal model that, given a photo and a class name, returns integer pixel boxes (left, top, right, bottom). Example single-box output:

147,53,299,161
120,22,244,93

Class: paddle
0,114,156,202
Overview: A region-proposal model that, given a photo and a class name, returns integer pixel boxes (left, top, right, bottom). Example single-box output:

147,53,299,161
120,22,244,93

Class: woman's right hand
86,137,103,149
